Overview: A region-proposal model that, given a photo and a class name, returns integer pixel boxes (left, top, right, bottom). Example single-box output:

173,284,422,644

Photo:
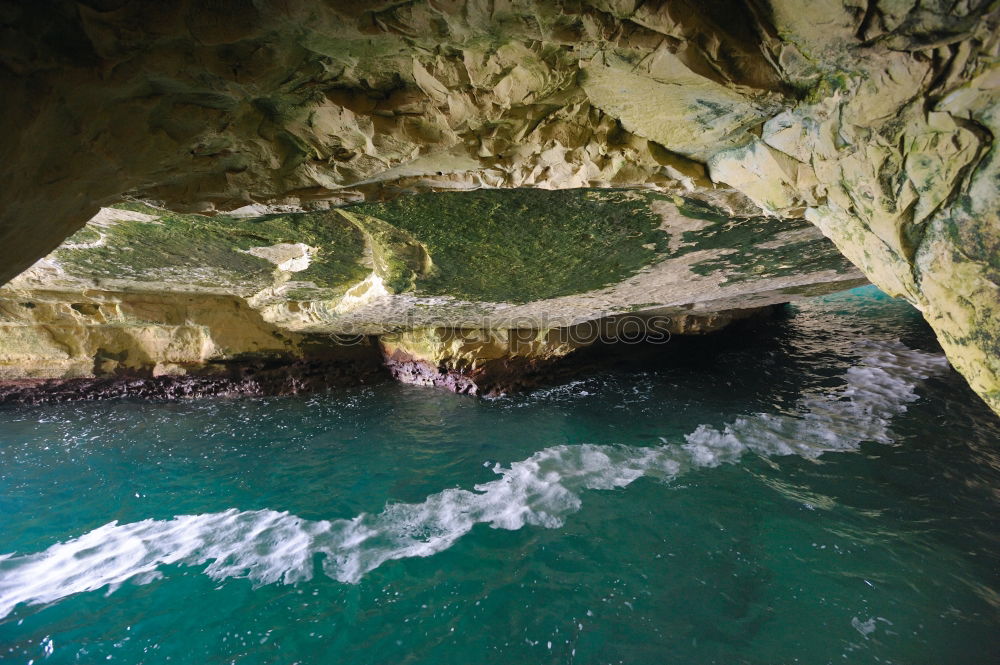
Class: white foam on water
0,342,948,619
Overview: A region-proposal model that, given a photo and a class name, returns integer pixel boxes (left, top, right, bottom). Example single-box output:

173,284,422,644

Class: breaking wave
0,341,948,619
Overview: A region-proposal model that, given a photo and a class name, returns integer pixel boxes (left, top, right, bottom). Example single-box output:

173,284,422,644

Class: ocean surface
1,286,998,665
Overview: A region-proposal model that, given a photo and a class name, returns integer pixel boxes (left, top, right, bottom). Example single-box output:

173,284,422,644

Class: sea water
0,287,997,664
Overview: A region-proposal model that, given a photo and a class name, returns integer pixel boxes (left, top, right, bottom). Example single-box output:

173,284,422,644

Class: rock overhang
0,0,997,412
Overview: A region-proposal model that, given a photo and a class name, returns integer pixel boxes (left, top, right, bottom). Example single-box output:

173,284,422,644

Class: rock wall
380,307,773,395
0,288,386,404
0,196,858,398
3,195,863,332
1,1,996,410
706,1,1000,413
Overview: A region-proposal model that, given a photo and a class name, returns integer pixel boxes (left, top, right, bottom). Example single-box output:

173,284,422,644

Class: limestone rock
0,192,861,393
379,307,774,395
0,0,997,410
2,191,863,335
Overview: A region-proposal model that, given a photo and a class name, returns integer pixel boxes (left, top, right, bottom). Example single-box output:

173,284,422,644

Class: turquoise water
1,287,998,664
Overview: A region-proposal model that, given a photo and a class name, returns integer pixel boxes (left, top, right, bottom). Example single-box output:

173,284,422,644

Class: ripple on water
0,287,997,665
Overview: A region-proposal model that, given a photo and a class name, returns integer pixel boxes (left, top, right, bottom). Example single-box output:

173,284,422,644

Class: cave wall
0,195,863,394
1,0,997,411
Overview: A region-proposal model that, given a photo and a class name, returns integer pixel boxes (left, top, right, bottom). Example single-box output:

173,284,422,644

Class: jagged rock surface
0,195,860,393
379,307,773,395
1,0,996,410
0,287,386,403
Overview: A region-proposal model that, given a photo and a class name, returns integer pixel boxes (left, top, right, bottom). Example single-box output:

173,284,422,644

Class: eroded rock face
704,0,1000,414
0,289,386,404
1,0,996,409
4,193,863,332
379,307,774,395
0,194,860,397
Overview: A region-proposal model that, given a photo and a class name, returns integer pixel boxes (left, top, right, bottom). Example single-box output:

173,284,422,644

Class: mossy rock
670,198,857,283
53,189,854,306
58,203,369,296
348,188,670,303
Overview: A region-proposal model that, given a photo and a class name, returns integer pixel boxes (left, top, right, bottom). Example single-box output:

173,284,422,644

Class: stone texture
379,307,774,395
0,196,859,395
0,0,996,410
2,194,862,336
0,287,384,396
0,359,385,406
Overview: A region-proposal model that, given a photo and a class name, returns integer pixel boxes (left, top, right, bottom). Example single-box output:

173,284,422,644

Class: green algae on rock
56,203,371,299
0,188,865,395
348,188,670,303
0,0,996,410
6,190,863,334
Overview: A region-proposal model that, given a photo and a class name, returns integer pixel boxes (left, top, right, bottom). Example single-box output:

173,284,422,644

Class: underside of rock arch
0,0,997,412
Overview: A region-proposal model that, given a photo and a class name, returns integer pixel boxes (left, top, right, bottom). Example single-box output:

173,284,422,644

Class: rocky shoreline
0,355,388,406
0,307,786,404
